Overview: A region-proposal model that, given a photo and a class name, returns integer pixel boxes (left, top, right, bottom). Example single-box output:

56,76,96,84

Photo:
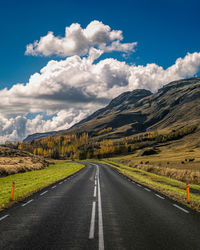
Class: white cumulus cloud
1,20,200,143
0,109,89,143
0,51,200,143
25,20,137,57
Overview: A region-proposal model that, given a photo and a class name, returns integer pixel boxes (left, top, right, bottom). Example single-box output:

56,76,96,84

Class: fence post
10,182,15,201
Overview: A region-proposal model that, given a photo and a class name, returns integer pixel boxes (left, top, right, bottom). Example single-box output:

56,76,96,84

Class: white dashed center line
94,186,97,197
51,185,56,189
91,164,105,250
144,188,151,192
137,184,142,187
89,201,96,239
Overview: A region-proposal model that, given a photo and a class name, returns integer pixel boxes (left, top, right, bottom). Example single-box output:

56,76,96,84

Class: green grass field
0,162,84,211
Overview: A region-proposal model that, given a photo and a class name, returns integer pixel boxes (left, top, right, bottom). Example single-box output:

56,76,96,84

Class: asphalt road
0,162,200,250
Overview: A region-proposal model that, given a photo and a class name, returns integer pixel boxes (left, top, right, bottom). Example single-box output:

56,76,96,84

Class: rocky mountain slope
24,77,200,142
63,77,200,139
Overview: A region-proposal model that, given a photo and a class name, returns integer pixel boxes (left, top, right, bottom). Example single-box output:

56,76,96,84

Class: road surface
0,162,200,249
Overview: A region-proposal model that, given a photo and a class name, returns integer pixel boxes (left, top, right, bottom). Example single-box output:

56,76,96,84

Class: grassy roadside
0,162,84,211
102,159,200,213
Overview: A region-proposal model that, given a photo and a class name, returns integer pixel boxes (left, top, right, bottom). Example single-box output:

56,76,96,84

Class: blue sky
0,0,199,88
0,0,200,142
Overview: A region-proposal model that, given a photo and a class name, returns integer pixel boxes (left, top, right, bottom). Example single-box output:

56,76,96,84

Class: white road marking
51,185,56,189
137,184,142,187
95,180,97,186
89,201,96,239
144,188,151,192
40,191,48,196
132,181,135,183
21,199,33,207
94,186,97,197
97,166,104,250
0,214,9,221
91,163,105,249
59,181,63,185
173,204,189,213
155,194,165,200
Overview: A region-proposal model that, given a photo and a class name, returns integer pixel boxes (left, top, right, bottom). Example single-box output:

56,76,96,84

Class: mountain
24,131,64,143
73,89,152,127
24,77,200,142
63,77,200,139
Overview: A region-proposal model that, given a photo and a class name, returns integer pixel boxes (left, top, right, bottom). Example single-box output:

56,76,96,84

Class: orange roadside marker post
186,183,190,203
10,182,15,201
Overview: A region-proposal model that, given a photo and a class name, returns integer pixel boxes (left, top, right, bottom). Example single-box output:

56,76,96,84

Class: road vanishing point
0,163,200,249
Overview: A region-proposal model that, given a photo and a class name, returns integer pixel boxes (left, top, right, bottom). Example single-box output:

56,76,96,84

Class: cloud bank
1,21,200,143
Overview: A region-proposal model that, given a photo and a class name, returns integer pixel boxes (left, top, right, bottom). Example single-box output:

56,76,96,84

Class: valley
1,77,200,214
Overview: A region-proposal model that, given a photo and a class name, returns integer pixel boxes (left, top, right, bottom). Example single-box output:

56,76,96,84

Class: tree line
17,125,197,160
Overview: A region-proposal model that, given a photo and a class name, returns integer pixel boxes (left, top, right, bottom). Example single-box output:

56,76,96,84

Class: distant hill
24,131,63,143
24,77,200,142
